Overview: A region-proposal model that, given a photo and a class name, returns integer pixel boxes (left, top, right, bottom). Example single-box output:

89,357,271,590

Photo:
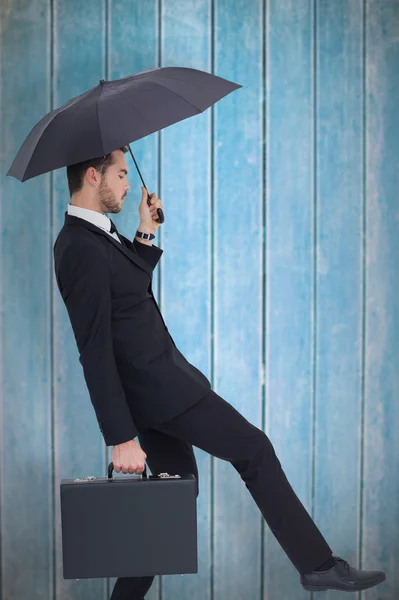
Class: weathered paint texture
0,1,398,599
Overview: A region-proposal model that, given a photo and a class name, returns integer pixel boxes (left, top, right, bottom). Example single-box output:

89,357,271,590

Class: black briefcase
60,462,198,579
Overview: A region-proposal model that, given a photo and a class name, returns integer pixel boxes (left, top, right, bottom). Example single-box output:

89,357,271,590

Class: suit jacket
53,212,211,446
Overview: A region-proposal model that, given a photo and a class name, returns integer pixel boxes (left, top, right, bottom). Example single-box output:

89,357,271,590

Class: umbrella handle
147,193,165,224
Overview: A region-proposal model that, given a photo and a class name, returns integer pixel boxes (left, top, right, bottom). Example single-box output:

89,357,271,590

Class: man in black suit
53,147,385,598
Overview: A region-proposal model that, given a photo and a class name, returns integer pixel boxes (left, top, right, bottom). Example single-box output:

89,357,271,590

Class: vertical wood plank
108,1,160,598
52,2,107,599
363,1,399,597
313,3,364,599
108,0,159,242
264,1,315,597
0,1,53,599
159,1,212,599
213,0,264,598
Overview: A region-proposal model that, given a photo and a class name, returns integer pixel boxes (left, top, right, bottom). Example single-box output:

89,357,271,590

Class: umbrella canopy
7,66,242,183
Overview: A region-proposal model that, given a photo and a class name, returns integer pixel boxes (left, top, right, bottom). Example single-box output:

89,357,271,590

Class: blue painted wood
0,2,53,599
213,0,263,598
313,4,364,600
265,1,314,598
52,2,108,599
363,1,399,598
107,1,160,598
158,2,212,599
1,2,398,599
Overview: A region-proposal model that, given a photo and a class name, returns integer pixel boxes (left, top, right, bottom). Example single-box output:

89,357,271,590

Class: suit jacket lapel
64,213,153,276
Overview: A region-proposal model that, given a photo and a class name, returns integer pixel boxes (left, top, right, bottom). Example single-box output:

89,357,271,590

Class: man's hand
138,186,163,232
112,439,147,474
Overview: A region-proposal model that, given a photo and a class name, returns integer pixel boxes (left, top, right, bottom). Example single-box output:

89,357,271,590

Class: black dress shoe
300,556,386,592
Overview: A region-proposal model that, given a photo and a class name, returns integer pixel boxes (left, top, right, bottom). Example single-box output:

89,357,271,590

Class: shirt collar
67,203,113,233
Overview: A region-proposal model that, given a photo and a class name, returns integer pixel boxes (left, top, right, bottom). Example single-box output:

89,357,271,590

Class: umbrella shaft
127,144,147,192
127,143,165,224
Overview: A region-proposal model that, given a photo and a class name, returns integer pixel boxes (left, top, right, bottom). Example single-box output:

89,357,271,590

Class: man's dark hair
66,145,129,196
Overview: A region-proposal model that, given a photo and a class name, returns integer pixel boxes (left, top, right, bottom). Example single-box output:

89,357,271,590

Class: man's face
97,150,131,214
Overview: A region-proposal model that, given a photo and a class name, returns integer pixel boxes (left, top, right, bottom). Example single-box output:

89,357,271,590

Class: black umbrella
7,66,242,224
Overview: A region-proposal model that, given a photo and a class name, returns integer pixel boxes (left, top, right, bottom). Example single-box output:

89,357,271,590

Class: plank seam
210,2,215,599
310,2,318,598
359,1,367,595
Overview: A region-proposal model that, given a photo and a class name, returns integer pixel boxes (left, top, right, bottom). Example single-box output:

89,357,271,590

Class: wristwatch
135,230,155,240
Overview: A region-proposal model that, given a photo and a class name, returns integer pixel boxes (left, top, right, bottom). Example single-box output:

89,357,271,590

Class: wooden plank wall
0,1,398,599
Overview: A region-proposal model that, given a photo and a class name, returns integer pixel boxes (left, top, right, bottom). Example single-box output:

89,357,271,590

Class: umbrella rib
107,85,157,131
148,73,203,90
144,79,204,114
108,82,203,125
26,88,98,164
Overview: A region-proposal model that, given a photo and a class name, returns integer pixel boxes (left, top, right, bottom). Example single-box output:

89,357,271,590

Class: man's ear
86,166,100,187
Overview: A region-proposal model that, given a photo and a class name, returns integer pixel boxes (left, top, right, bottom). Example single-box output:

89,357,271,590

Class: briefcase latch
158,472,181,479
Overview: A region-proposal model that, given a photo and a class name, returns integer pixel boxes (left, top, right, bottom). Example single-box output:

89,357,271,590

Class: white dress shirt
67,203,122,244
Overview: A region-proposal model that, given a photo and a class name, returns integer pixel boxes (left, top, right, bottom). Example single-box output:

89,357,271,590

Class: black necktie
109,219,128,248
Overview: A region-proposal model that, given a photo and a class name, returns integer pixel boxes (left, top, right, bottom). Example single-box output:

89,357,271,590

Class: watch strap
136,230,155,240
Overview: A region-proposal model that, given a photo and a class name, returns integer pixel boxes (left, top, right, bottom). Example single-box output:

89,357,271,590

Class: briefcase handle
108,461,148,479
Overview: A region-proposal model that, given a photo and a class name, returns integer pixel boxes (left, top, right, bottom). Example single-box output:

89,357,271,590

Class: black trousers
110,389,333,600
